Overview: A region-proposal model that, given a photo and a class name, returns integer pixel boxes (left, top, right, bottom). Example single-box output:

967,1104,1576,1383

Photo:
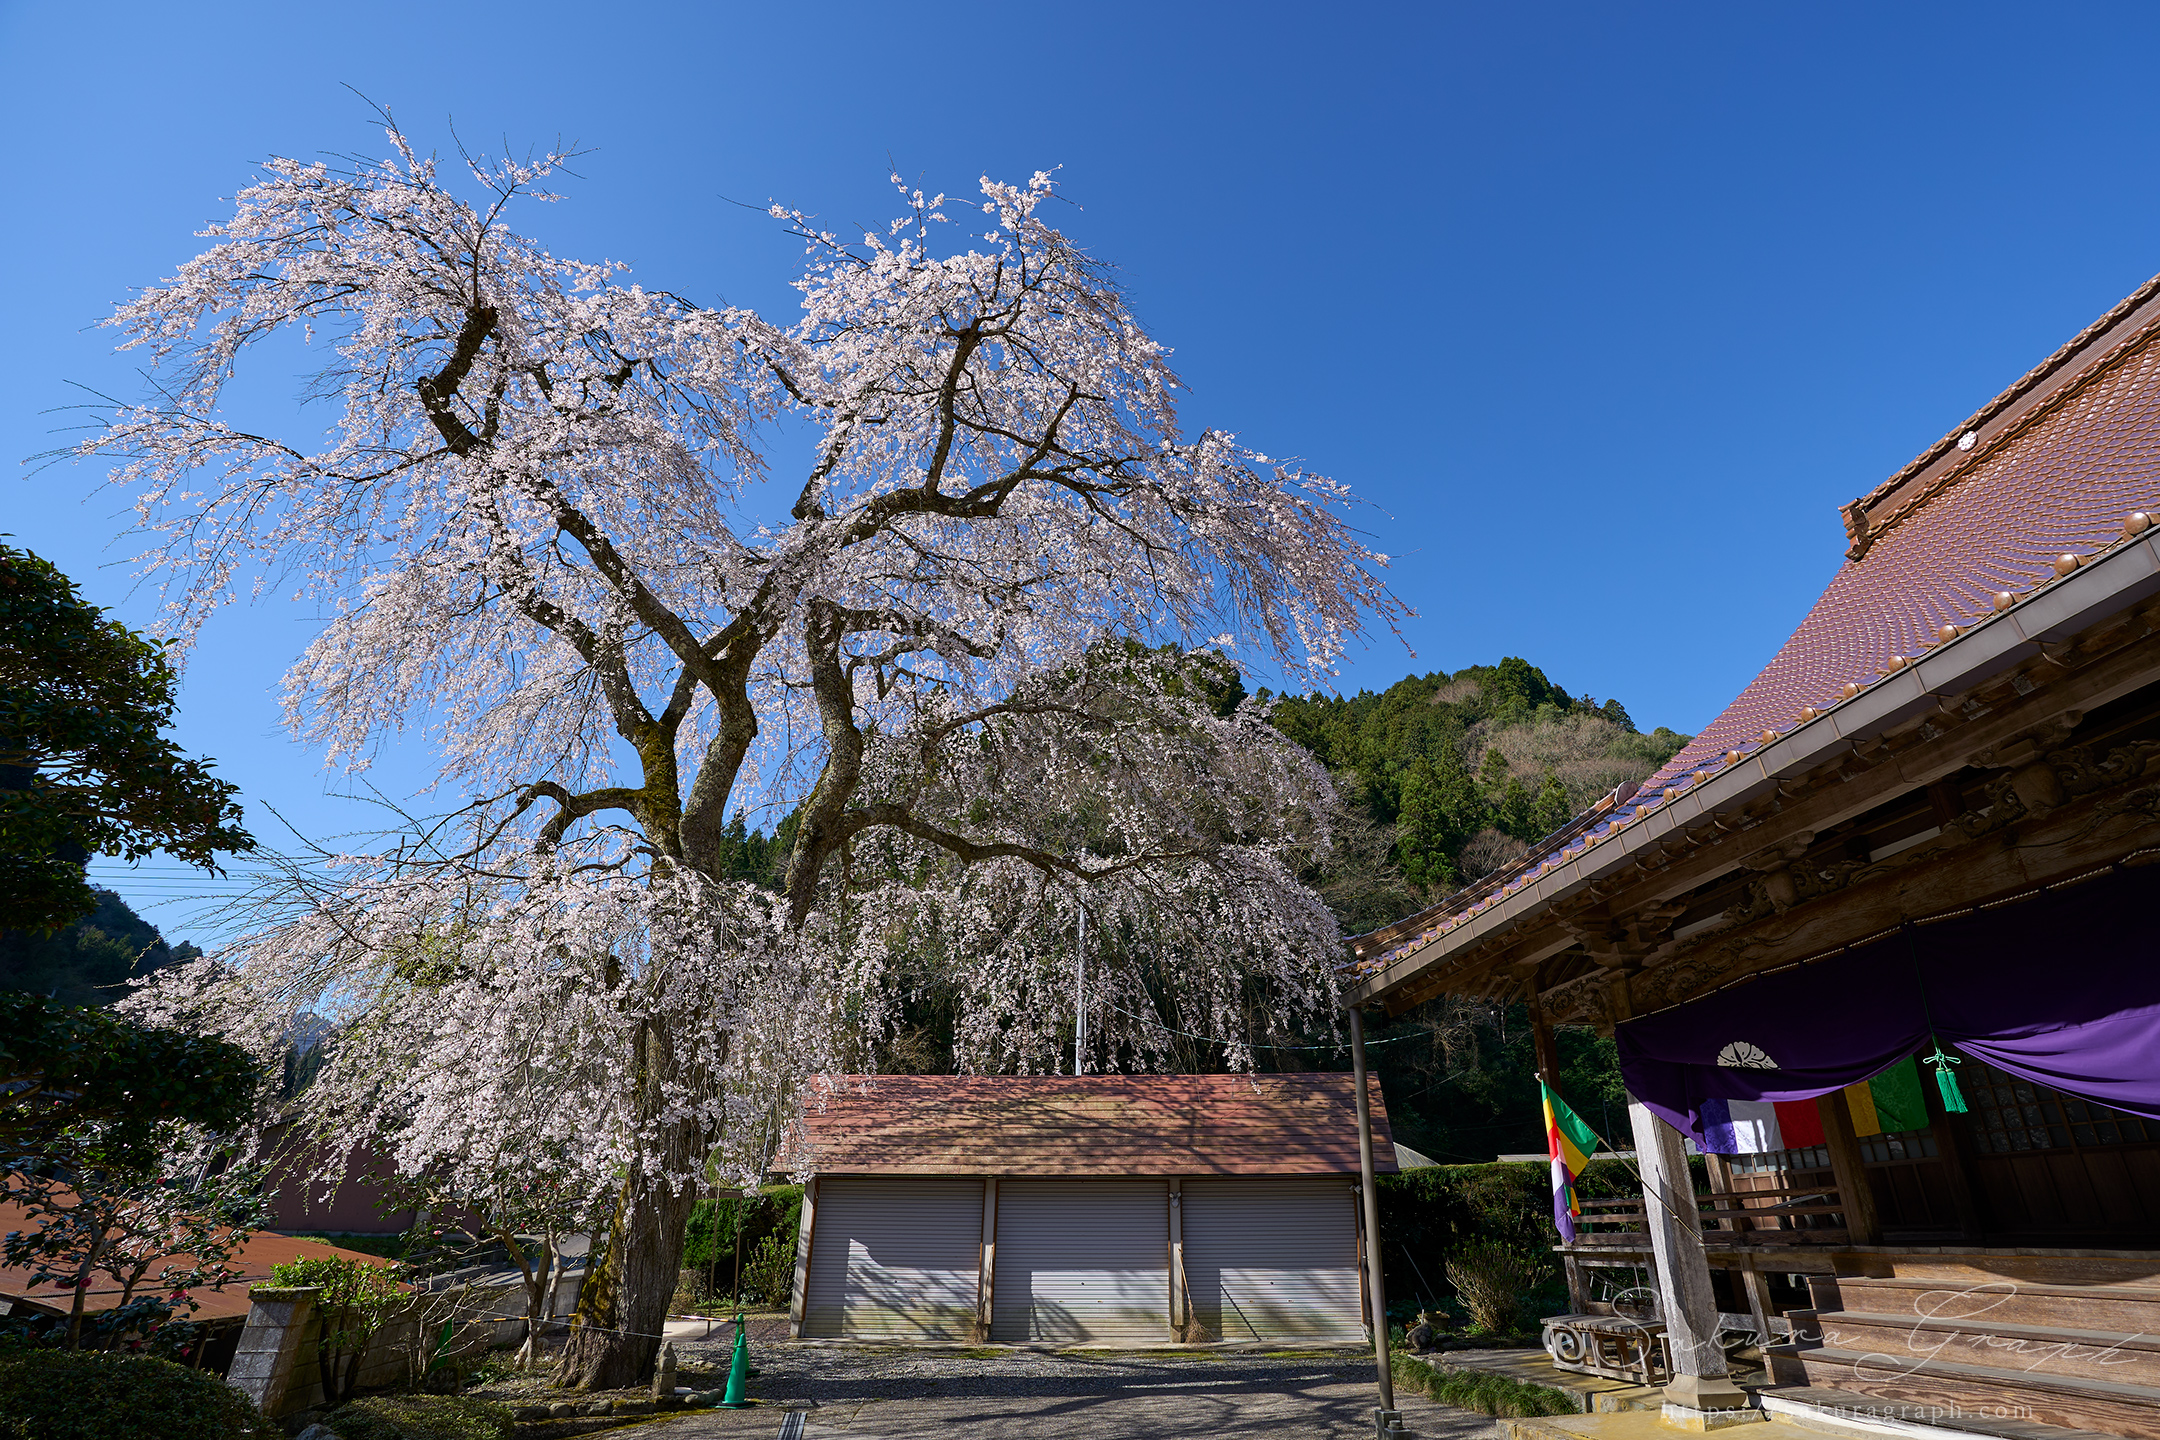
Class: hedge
0,1349,276,1440
1392,1351,1581,1417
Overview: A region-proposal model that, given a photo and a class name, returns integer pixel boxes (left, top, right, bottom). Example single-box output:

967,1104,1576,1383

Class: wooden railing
1570,1184,1852,1249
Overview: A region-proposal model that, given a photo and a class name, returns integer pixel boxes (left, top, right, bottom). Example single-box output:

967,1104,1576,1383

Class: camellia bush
0,543,251,932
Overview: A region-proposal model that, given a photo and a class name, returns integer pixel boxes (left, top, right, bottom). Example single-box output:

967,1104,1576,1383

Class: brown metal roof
784,1073,1397,1179
1660,278,2160,784
1346,270,2160,983
0,1196,401,1325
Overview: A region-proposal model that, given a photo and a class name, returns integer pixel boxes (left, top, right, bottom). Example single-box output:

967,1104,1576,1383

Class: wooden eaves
1342,267,2160,1032
1346,530,2160,1028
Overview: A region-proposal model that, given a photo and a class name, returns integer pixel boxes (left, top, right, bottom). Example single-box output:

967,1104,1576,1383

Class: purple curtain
1616,865,2160,1143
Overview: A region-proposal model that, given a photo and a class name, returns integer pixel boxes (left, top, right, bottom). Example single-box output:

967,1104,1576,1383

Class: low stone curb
499,1391,732,1437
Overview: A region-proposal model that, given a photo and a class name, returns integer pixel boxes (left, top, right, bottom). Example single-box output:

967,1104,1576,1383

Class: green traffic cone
735,1306,760,1375
718,1312,751,1408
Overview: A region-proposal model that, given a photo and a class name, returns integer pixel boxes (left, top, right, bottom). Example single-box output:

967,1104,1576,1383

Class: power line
1102,1001,1434,1053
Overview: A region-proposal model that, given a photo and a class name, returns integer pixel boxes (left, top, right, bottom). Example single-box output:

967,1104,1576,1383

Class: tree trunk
553,1156,700,1387
517,1235,555,1369
553,1016,709,1390
65,1232,106,1350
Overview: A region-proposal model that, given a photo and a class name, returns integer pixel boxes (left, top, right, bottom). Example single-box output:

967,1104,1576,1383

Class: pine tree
1476,746,1510,796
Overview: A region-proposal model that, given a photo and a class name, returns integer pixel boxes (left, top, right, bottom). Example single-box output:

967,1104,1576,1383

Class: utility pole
1349,1004,1397,1430
1074,901,1088,1076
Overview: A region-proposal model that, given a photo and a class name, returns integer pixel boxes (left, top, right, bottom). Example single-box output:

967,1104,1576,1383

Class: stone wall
226,1282,515,1418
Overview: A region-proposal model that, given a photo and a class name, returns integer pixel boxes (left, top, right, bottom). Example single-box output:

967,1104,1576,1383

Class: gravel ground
622,1341,1501,1438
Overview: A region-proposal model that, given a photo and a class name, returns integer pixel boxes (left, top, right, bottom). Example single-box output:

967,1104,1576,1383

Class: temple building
1341,273,2160,1437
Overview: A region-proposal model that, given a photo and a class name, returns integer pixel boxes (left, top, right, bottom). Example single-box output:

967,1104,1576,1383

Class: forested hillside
1268,657,1689,936
0,889,199,1007
1245,658,1690,1159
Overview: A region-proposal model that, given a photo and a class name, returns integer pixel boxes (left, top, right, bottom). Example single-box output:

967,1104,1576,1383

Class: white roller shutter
1182,1177,1364,1343
801,1177,983,1340
990,1180,1169,1344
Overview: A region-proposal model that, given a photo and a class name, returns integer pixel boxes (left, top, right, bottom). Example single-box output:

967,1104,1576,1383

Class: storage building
782,1073,1397,1346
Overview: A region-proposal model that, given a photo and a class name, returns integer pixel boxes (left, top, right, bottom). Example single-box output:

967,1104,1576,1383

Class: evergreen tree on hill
1267,657,1689,929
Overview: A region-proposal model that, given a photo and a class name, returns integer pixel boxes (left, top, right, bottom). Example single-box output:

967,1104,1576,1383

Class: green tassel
1924,1037,1968,1114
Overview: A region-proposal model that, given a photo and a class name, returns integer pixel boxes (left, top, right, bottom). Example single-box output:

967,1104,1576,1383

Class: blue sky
8,2,2160,930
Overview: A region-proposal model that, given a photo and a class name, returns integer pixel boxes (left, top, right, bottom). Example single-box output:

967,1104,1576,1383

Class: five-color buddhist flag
1697,1055,1930,1155
1843,1055,1929,1136
1542,1081,1603,1242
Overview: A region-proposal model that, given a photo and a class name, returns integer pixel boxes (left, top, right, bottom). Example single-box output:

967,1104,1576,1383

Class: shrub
323,1395,513,1440
1444,1237,1549,1335
684,1185,804,1299
0,1349,276,1440
267,1254,403,1405
743,1230,795,1308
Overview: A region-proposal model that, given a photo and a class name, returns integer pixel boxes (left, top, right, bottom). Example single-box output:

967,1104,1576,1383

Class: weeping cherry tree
91,125,1398,1386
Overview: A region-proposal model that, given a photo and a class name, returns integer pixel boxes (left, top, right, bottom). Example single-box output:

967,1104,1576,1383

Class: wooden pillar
1530,995,1562,1084
1563,1252,1588,1314
975,1177,999,1342
1702,1148,1772,1344
1348,1005,1396,1417
1738,1259,1775,1349
788,1176,818,1339
1702,1152,1734,1233
1816,1091,1882,1246
1626,1098,1752,1416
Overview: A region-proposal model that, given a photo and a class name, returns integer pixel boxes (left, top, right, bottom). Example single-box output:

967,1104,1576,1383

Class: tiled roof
1347,271,2160,982
0,1197,398,1324
782,1073,1396,1178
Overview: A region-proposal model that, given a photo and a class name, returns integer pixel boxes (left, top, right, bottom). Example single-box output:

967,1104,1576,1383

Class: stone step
1765,1345,2160,1440
1820,1278,2160,1337
1802,1310,2160,1388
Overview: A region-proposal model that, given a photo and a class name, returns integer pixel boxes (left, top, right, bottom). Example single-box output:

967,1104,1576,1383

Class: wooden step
1761,1383,2131,1440
1859,1255,2160,1291
1764,1344,2160,1440
1821,1277,2160,1335
1804,1310,2160,1388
